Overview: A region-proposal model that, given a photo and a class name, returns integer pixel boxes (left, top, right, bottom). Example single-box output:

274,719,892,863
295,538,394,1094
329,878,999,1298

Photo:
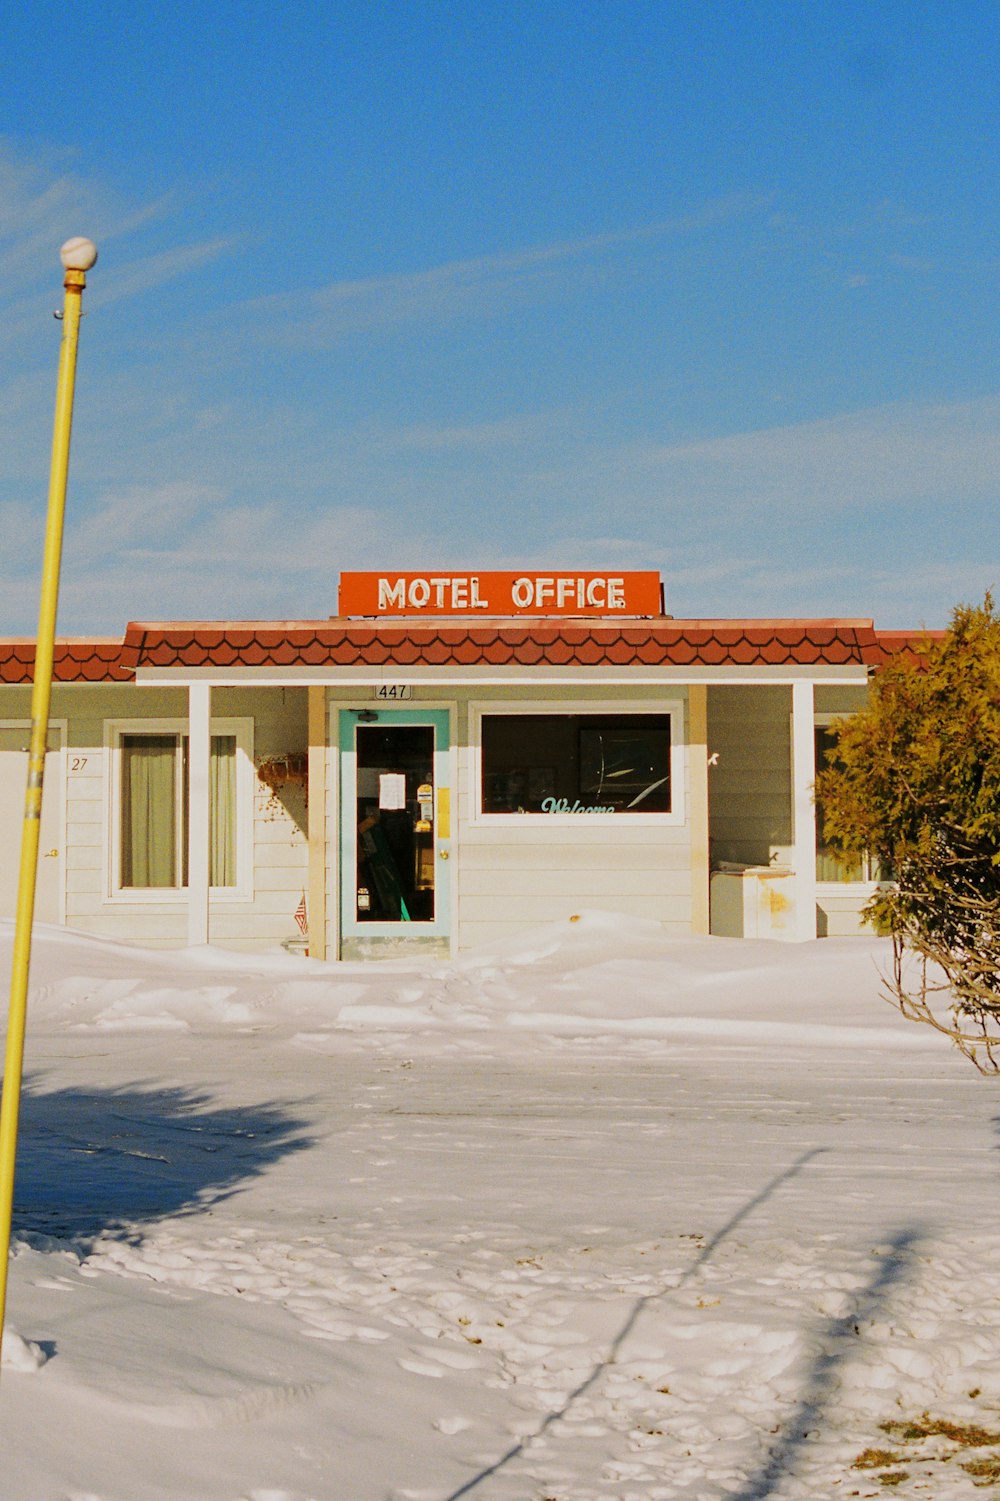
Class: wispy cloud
26,487,387,630
0,145,991,637
629,392,1000,513
390,409,572,452
0,142,101,292
247,194,768,346
666,554,1000,628
0,140,233,346
87,238,235,311
68,483,220,562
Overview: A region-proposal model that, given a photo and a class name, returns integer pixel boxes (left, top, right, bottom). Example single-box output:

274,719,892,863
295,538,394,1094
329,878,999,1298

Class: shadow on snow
439,1150,922,1501
9,1074,313,1247
439,1148,831,1500
727,1224,919,1500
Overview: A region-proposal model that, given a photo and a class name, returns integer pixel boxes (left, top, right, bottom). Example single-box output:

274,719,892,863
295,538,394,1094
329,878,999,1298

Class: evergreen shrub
815,597,1000,1069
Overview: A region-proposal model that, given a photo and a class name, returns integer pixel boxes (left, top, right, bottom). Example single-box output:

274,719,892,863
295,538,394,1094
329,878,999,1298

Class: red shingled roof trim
1,617,928,680
206,640,240,667
0,638,134,684
111,617,884,669
867,629,946,667
543,636,577,666
0,642,36,683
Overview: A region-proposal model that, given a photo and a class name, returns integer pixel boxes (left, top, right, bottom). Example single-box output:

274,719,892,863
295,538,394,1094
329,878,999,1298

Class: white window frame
814,712,878,887
469,699,686,827
104,717,254,902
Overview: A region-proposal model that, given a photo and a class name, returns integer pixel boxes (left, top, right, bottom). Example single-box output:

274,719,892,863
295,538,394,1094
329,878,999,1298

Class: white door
0,726,64,924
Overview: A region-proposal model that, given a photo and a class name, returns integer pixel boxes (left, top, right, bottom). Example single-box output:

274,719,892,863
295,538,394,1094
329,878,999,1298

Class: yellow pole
0,238,97,1370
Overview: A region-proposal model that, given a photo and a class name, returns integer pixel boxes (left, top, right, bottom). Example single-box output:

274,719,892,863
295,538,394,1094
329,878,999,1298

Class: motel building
0,570,918,960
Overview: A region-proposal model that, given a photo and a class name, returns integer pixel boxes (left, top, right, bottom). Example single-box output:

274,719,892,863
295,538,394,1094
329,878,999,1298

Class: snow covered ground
1,912,999,1501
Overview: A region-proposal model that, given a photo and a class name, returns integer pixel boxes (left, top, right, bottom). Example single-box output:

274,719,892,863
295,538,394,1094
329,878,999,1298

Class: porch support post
307,686,327,960
790,679,817,941
687,685,710,935
187,681,211,947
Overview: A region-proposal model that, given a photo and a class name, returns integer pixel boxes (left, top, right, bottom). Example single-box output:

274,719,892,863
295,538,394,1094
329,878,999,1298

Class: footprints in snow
75,1225,1000,1499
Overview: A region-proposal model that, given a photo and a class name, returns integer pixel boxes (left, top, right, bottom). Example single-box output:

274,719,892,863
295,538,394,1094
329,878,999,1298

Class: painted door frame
333,703,457,956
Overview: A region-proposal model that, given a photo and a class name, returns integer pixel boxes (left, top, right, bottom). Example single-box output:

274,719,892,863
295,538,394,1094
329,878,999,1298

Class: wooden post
307,686,327,959
187,681,211,946
791,679,818,941
688,685,710,935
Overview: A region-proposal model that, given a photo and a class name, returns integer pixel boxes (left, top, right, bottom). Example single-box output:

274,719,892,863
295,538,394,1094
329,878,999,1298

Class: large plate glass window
354,723,436,923
481,713,673,815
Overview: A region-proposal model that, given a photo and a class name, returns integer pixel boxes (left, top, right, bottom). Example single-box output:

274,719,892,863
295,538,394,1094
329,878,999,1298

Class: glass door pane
355,724,435,923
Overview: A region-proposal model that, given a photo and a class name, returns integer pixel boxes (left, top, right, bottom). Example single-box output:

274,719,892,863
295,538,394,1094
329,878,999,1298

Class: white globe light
60,237,98,272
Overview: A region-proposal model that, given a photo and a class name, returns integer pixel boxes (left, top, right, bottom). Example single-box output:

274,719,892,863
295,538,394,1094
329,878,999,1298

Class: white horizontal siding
817,884,877,937
4,683,314,951
457,820,692,848
64,868,103,895
459,908,693,950
65,796,103,824
458,841,690,872
64,844,102,872
323,685,694,954
708,685,793,870
252,864,309,893
254,818,308,845
459,890,694,926
451,690,692,947
207,912,306,945
460,865,692,898
61,908,188,941
66,771,102,797
4,677,714,954
65,819,102,846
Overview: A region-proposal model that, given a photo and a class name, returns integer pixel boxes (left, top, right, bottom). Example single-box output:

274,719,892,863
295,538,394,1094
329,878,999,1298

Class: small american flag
293,892,308,936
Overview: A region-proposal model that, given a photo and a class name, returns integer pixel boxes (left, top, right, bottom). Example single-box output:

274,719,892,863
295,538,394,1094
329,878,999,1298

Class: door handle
43,849,58,858
438,848,449,860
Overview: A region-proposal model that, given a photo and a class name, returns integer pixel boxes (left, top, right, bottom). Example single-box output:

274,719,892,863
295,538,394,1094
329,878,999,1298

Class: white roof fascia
133,662,871,688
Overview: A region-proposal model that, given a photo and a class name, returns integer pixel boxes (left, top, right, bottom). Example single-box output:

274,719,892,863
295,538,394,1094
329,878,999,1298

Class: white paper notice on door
379,772,407,810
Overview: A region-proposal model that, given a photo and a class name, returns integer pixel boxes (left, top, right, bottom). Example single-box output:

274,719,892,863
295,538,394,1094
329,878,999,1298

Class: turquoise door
339,709,451,949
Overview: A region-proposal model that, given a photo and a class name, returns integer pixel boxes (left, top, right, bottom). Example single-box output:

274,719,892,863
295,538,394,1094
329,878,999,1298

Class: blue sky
0,0,997,631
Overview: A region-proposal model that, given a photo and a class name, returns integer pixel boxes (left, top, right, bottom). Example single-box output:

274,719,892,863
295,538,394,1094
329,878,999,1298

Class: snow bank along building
0,570,920,959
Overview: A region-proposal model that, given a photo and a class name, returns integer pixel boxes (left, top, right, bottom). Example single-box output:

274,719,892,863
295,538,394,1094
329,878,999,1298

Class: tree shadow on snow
439,1147,835,1501
9,1074,313,1248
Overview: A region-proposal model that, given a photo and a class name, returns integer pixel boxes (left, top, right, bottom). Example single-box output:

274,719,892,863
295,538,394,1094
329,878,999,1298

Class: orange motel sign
338,571,663,618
